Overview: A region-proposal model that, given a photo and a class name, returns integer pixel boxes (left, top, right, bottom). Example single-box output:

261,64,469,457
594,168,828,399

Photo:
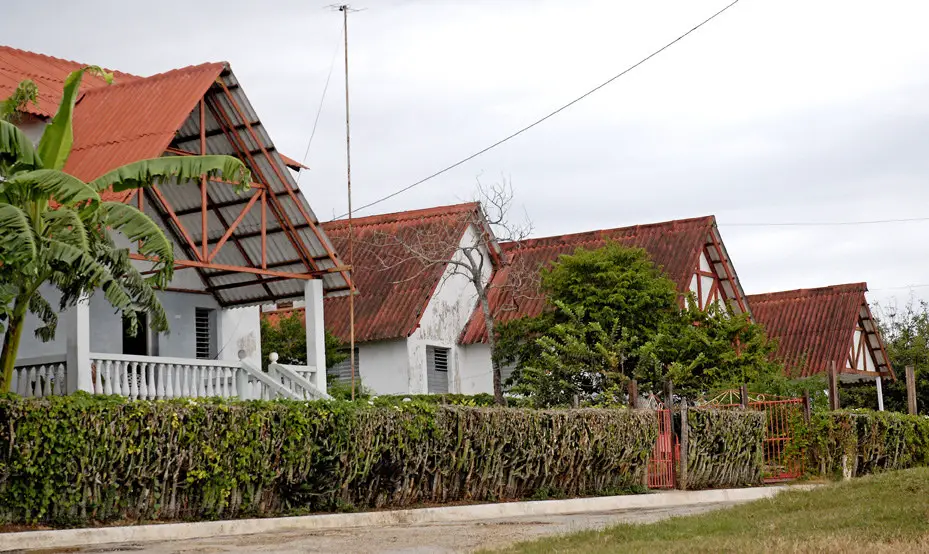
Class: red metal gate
703,391,804,483
647,407,676,489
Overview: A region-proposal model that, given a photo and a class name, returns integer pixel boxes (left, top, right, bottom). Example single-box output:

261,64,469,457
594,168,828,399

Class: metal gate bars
647,408,676,489
750,397,805,482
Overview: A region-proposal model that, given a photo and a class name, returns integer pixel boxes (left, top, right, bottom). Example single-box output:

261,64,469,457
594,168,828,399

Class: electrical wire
297,25,344,184
334,0,743,219
724,216,929,228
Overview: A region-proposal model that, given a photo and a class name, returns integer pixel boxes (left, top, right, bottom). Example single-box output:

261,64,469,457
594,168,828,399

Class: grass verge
493,467,929,553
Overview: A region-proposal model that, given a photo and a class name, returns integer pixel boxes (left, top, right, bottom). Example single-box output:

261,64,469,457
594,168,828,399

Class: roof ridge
323,202,479,229
0,44,139,81
747,282,868,302
501,215,715,251
80,61,225,96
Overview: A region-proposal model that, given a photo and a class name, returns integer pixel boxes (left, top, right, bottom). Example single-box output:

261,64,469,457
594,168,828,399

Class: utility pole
340,4,356,400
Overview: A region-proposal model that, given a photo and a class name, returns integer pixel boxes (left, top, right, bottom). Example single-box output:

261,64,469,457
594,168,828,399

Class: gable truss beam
129,252,347,280
172,120,257,145
172,190,291,217
705,230,747,314
205,91,319,274
214,80,352,291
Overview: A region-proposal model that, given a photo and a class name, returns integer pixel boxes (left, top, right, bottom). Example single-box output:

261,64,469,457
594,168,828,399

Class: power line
724,216,929,228
296,23,344,184
335,0,743,219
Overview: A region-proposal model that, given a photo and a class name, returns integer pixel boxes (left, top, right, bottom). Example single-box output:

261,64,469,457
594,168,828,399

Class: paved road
57,502,739,554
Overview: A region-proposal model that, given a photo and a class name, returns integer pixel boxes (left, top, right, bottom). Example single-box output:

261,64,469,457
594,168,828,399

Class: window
195,308,215,359
426,346,450,394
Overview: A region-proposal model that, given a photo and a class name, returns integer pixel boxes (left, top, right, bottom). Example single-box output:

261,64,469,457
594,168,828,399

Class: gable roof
321,203,485,342
747,283,894,379
459,215,747,345
1,45,350,305
263,203,492,343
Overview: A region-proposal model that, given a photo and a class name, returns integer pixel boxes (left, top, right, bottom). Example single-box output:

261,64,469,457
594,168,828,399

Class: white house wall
457,343,493,394
404,224,493,394
358,340,411,394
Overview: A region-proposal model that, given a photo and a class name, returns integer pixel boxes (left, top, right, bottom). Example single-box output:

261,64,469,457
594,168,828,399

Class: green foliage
841,298,929,413
373,393,498,407
499,243,786,406
0,80,37,123
0,71,250,392
0,395,657,526
796,410,929,479
259,310,347,369
685,409,765,488
509,302,631,407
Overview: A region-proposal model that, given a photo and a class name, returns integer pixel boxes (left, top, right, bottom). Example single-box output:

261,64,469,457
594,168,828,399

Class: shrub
799,410,929,479
0,394,656,526
685,409,765,489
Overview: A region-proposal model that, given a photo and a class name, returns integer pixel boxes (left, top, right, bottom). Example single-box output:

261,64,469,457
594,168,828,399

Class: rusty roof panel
459,216,716,345
316,203,479,342
746,283,891,378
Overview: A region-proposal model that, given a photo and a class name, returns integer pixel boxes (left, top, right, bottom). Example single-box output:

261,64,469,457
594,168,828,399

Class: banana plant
0,67,251,392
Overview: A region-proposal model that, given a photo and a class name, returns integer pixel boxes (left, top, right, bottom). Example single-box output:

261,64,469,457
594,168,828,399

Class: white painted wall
457,343,494,394
358,339,410,394
406,224,493,394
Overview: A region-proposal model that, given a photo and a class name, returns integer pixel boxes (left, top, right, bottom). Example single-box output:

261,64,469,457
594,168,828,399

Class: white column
304,279,327,394
65,298,93,393
876,376,885,411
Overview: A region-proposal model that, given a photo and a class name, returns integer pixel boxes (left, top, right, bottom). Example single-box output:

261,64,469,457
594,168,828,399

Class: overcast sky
4,0,929,310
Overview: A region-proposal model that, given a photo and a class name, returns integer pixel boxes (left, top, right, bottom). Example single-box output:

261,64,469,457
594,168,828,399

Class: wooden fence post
665,380,674,409
628,379,639,409
906,365,917,415
679,399,689,490
802,389,811,423
828,361,840,411
740,383,748,409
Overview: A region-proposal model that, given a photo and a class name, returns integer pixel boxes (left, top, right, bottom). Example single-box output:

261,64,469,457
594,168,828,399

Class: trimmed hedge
801,410,929,478
685,409,765,489
0,394,656,526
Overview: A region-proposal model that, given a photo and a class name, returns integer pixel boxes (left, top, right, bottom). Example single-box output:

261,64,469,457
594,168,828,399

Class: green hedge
0,394,656,526
801,410,929,478
685,409,765,489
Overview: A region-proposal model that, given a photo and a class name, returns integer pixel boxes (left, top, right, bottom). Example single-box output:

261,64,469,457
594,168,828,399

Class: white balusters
11,357,69,398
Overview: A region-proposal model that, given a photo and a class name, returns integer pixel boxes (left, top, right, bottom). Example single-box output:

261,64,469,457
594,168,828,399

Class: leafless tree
366,178,536,405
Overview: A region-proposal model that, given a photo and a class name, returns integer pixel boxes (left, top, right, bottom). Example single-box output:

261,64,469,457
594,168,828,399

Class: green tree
0,68,249,391
509,301,631,407
501,243,787,406
841,298,929,413
635,302,786,398
259,310,347,369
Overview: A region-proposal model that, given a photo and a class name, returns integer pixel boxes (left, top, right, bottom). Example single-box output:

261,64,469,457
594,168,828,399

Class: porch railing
267,355,329,400
11,355,69,397
88,353,303,401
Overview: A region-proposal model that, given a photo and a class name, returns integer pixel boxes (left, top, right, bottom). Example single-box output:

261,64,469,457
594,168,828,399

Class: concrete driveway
60,502,739,554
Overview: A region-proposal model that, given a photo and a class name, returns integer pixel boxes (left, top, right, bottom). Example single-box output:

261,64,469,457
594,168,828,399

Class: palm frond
7,169,99,206
37,66,111,170
101,201,173,267
0,203,37,264
28,293,57,342
43,208,89,252
0,120,41,172
90,155,251,194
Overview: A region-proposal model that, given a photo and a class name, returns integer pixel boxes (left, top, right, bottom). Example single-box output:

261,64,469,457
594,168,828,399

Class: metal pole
340,5,356,401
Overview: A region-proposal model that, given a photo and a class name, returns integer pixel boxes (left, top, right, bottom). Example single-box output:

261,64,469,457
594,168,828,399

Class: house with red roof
456,215,751,393
747,283,894,407
264,203,499,394
2,45,348,400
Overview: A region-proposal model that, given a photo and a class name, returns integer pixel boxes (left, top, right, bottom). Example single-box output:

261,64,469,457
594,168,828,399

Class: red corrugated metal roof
747,283,891,378
65,62,225,190
318,203,482,342
459,216,716,344
0,45,138,118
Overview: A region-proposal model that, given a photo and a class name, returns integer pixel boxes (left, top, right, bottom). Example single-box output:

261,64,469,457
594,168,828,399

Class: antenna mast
339,4,356,400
